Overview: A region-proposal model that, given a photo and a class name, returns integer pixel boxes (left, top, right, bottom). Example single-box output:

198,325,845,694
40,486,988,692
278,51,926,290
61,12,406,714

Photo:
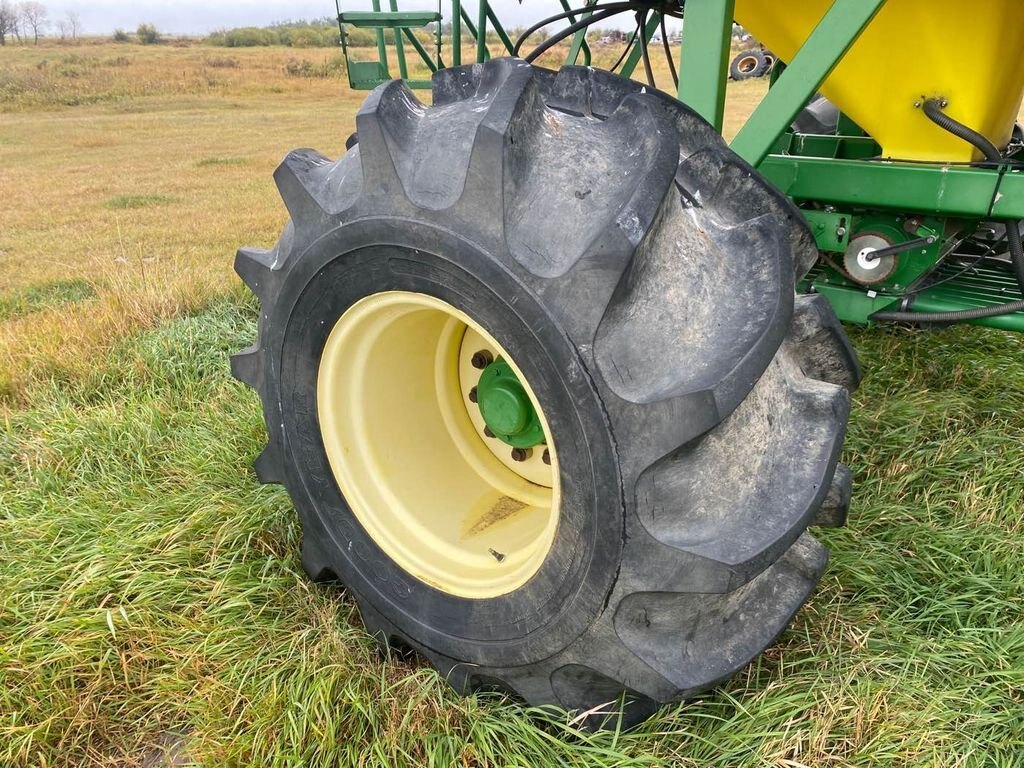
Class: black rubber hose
922,99,1024,294
870,299,1024,324
871,101,1024,323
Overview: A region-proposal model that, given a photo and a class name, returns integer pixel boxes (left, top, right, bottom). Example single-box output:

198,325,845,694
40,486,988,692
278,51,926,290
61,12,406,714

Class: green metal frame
334,0,1024,332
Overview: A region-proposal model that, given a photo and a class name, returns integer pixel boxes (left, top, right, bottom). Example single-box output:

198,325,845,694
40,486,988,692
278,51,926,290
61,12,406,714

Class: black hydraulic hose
514,4,632,59
923,99,1024,293
870,299,1024,324
872,100,1024,323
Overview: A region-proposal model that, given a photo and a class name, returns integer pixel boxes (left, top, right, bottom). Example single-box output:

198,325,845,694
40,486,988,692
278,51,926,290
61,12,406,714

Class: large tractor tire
232,58,860,727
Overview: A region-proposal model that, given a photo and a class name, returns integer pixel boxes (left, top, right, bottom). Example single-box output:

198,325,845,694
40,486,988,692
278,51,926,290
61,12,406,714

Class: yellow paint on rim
317,291,560,599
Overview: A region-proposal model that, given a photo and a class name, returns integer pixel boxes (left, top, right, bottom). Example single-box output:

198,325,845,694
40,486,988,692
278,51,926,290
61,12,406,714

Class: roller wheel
232,59,860,728
730,50,768,80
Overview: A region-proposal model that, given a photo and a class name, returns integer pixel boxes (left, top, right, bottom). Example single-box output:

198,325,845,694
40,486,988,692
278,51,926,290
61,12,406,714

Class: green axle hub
475,360,545,449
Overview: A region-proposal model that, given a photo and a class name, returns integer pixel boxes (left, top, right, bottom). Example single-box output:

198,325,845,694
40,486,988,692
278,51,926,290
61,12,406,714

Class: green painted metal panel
761,157,1024,220
677,0,735,131
731,0,887,166
341,10,440,28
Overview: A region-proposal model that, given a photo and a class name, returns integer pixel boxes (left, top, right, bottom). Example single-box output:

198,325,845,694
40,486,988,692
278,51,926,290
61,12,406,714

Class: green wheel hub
476,360,545,449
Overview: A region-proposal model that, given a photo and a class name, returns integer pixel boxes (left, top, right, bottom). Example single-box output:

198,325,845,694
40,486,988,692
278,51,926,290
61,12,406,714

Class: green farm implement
232,0,1024,726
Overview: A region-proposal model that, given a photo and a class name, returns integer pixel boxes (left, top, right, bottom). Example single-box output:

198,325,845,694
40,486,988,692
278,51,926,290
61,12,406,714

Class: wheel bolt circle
542,448,551,465
511,447,531,462
468,386,478,403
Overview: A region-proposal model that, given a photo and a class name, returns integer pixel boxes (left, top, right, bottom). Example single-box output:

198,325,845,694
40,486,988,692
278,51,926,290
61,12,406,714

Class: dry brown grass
0,41,372,405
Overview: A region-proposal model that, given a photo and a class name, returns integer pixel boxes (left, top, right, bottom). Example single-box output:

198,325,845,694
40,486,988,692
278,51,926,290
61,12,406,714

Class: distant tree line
0,1,82,44
206,18,346,48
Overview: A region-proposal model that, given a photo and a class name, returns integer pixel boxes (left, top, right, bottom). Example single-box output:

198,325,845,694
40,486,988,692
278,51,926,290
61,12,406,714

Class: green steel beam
401,27,439,72
562,0,597,66
761,156,1024,220
340,10,439,28
677,0,735,131
452,0,461,66
485,4,516,55
476,0,487,65
388,0,409,80
731,0,887,167
459,8,490,61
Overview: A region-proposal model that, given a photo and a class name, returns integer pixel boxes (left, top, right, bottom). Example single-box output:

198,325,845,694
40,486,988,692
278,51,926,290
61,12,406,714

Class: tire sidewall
271,219,623,667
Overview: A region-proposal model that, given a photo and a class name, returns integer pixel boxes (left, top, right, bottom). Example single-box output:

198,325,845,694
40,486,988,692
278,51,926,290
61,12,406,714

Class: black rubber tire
730,50,768,80
232,58,860,728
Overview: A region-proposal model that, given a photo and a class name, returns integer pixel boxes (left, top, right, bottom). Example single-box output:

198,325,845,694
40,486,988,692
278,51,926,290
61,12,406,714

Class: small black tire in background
730,49,769,80
232,58,860,729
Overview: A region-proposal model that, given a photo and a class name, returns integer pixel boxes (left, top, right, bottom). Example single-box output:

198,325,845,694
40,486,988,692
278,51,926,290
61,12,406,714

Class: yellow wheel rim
317,291,560,599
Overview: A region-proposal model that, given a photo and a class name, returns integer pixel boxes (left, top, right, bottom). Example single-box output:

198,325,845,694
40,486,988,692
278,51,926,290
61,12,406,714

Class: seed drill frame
335,0,1024,331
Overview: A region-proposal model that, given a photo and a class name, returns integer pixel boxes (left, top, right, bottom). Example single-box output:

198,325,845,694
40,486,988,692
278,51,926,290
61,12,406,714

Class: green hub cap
476,360,545,449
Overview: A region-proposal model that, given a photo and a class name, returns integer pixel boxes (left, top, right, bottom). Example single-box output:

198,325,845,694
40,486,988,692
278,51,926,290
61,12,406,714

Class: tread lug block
301,535,337,582
790,294,863,391
354,79,425,201
431,62,487,106
550,664,659,730
252,442,284,485
595,208,792,420
543,67,726,160
234,246,279,302
274,148,358,231
629,354,849,590
504,92,679,281
362,60,538,216
614,533,828,696
229,343,262,389
676,147,818,279
812,463,853,528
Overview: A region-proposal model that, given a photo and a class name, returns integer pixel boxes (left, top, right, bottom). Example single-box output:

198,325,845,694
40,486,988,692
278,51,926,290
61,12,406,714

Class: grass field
2,40,1024,767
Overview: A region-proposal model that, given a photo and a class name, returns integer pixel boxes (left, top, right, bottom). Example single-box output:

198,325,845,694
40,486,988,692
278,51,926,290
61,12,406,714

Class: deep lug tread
549,665,659,729
504,91,680,280
234,246,278,301
676,147,819,280
790,294,863,391
630,353,848,590
275,148,362,224
594,208,792,414
252,443,284,485
813,463,853,528
301,535,337,583
229,343,262,389
614,533,828,695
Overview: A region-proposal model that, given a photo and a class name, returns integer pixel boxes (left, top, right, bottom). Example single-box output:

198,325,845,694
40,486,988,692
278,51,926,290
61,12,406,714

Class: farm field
2,41,1024,767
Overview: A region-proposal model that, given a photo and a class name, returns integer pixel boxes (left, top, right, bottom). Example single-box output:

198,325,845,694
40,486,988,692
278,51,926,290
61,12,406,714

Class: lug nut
511,447,532,462
483,426,495,438
471,350,494,370
542,448,551,465
468,386,478,403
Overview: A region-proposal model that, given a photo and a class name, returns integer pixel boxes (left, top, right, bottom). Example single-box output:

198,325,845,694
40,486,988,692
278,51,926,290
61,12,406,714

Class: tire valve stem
488,548,506,563
511,447,531,462
471,350,494,370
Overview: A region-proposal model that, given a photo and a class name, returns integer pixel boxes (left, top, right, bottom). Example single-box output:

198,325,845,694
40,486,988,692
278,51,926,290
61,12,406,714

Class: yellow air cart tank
734,0,1024,161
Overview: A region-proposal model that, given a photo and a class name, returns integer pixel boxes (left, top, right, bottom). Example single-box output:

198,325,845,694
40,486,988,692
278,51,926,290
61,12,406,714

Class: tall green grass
2,298,1023,765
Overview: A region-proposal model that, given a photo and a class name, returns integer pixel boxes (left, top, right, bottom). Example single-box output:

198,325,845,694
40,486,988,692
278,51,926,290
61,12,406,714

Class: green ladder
335,1,598,91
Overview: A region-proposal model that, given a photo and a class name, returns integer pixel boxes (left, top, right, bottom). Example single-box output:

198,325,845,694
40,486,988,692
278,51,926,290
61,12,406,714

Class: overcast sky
48,1,663,35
